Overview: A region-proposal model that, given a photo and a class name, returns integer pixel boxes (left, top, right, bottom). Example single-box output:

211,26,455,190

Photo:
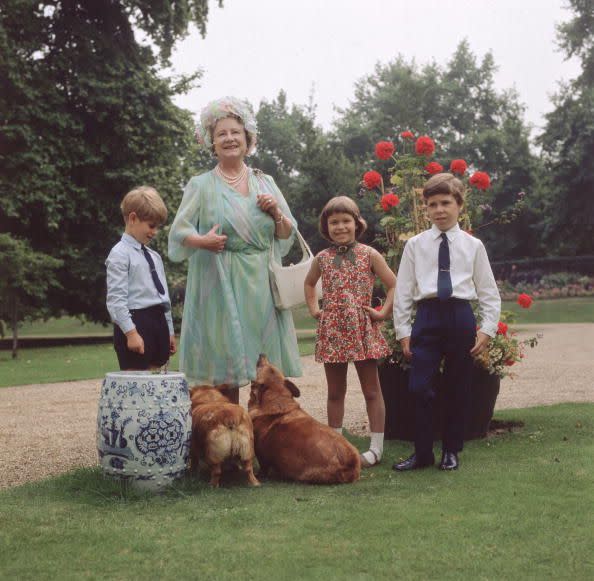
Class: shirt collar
431,222,461,241
121,232,142,249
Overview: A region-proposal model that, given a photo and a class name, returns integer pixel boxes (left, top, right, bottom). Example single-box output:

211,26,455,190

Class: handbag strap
254,171,315,266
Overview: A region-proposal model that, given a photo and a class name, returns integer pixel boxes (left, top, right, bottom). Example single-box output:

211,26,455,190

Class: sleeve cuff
395,325,412,340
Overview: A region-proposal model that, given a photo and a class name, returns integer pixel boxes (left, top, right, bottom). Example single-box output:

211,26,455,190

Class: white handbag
269,228,323,310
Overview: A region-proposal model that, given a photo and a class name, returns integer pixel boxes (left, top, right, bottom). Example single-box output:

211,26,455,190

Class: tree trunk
11,302,18,359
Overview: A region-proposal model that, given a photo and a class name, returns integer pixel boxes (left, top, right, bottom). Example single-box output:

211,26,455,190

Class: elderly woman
168,97,302,392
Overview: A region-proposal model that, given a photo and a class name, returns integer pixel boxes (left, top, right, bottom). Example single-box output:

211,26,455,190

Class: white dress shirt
393,223,501,339
106,233,174,335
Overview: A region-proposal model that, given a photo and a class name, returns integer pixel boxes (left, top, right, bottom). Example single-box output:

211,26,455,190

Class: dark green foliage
0,234,63,356
334,41,541,259
0,1,217,324
252,92,360,253
538,0,594,255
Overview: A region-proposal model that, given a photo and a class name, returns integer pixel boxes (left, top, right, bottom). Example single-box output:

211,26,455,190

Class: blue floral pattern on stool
97,372,192,492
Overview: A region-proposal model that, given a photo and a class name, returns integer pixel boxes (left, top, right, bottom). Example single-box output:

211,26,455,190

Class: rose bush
361,131,537,378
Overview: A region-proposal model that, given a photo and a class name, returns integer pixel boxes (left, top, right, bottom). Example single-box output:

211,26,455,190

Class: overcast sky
169,0,581,137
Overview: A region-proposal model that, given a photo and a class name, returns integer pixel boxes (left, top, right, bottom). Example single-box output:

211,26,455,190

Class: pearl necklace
216,163,248,186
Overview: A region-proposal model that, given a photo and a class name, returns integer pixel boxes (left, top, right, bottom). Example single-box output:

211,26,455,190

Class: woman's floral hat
195,96,258,154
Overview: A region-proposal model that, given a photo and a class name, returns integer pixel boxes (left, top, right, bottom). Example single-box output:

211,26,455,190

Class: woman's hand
256,194,280,219
197,224,227,253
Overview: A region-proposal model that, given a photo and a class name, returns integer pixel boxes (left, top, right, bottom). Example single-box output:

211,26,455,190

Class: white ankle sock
361,432,384,465
332,427,343,434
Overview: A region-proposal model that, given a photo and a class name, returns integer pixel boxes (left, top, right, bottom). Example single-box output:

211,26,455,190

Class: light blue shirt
106,233,174,335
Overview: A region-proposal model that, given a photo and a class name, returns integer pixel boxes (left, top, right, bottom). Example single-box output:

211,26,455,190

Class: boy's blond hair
423,173,465,206
319,195,368,242
120,186,167,224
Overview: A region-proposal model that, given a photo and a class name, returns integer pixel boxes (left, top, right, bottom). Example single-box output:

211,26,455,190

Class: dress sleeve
262,174,297,257
168,176,203,262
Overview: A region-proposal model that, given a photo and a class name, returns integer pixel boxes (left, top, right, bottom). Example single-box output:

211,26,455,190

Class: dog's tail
219,408,254,460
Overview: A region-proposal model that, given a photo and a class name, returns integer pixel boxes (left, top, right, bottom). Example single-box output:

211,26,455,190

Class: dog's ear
249,381,265,406
215,384,233,402
284,379,300,398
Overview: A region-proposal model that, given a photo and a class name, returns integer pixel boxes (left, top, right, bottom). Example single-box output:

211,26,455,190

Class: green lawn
0,337,315,388
11,298,594,338
1,404,592,580
2,298,592,388
503,297,594,324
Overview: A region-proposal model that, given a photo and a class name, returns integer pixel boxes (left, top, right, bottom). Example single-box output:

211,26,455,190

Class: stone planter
97,371,192,492
379,363,500,441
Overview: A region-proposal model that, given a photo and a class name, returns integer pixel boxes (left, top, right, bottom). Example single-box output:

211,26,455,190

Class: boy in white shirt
392,173,500,471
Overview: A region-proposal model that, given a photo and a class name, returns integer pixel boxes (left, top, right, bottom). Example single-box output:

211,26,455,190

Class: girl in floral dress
304,197,396,467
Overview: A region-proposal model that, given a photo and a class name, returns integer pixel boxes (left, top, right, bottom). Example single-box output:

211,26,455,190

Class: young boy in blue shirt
392,173,500,471
106,186,176,370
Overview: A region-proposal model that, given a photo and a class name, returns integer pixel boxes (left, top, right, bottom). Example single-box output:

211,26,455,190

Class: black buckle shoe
392,453,435,471
439,451,459,471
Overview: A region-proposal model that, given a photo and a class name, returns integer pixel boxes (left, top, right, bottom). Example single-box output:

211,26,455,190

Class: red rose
450,159,468,175
425,162,443,175
363,170,383,189
517,293,533,309
497,322,508,336
465,228,474,236
374,305,383,312
505,359,516,366
469,171,491,190
415,135,435,156
375,141,395,160
380,193,400,211
400,130,414,140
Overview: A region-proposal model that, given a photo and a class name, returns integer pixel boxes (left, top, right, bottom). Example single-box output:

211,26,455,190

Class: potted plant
361,133,538,440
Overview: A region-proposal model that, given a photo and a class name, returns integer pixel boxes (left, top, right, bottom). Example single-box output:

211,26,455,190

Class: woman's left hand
256,194,281,220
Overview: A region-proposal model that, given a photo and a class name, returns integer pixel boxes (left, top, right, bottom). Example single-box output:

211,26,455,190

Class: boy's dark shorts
114,305,170,370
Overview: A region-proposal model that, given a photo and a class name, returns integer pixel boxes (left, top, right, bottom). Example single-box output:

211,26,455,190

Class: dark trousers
409,298,476,460
113,305,169,370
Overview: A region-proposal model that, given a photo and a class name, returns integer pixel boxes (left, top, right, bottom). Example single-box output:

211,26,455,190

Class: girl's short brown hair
422,173,465,206
120,186,168,224
319,196,368,242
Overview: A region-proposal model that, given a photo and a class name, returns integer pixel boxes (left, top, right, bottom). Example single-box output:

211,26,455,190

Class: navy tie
437,233,453,301
141,245,165,295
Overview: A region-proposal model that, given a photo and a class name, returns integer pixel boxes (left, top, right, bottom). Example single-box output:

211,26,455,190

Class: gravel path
1,323,592,490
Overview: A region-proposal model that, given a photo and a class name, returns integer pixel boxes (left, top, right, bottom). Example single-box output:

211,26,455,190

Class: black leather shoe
392,453,435,471
439,451,459,471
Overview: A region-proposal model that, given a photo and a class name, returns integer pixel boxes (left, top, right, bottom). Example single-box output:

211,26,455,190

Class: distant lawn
503,297,594,324
12,298,594,339
2,298,591,387
17,316,109,337
0,337,315,388
1,404,592,580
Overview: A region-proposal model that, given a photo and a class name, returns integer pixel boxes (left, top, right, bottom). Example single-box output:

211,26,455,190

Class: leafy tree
0,0,219,324
0,234,63,358
253,92,360,253
333,41,540,259
538,0,594,255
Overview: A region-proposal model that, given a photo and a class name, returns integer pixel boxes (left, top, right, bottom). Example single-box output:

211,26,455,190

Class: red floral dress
315,243,391,363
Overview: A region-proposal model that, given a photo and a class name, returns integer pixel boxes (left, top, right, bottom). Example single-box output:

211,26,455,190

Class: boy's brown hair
423,173,465,206
319,196,368,242
120,186,168,224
